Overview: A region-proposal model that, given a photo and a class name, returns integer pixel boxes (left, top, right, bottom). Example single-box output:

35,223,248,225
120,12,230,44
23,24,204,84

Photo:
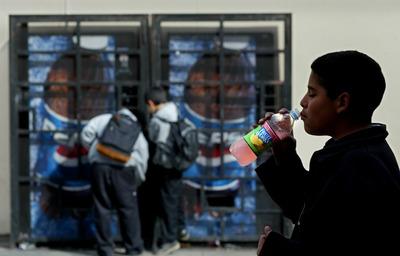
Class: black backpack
96,113,141,163
153,117,199,171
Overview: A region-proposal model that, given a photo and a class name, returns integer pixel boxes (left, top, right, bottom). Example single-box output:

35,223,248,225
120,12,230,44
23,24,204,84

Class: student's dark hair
311,50,386,123
187,50,253,82
145,86,168,105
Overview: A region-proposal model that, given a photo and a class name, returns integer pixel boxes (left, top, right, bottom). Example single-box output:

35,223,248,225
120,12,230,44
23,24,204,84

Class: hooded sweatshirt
148,102,179,145
81,108,149,182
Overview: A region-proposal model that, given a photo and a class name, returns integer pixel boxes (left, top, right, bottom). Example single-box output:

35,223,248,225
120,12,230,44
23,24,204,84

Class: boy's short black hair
145,86,168,105
311,50,386,123
311,51,386,122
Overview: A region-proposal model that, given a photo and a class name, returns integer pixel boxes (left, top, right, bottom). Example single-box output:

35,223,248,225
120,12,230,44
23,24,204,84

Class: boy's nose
300,95,307,108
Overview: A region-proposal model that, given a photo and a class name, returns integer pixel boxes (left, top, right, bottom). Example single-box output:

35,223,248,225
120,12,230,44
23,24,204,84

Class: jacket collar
154,102,179,122
313,124,388,163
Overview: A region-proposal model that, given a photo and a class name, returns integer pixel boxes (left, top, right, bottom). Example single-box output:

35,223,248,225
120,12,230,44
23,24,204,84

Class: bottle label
243,125,273,156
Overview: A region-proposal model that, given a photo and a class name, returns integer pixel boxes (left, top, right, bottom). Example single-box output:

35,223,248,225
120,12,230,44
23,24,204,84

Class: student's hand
255,108,290,127
257,108,296,161
257,225,272,256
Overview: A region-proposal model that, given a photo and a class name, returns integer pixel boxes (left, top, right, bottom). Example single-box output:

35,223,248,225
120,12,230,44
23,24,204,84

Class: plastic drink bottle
229,109,300,166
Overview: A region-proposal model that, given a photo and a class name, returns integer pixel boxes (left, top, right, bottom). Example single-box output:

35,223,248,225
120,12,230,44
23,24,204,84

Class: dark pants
91,163,143,256
177,190,186,233
159,174,183,244
139,168,182,250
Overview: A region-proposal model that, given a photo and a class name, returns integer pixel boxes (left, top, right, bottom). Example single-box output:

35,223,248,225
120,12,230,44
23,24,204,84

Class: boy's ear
335,92,350,114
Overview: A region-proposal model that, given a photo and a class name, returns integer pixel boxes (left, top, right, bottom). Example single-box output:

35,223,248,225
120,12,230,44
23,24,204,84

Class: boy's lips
300,111,306,120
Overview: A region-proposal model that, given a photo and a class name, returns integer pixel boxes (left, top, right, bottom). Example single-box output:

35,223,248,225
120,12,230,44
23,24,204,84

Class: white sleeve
129,132,149,182
148,117,170,144
80,114,110,149
148,118,160,142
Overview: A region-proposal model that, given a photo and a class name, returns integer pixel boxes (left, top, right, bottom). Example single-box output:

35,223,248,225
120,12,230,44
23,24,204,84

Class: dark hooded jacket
256,124,400,255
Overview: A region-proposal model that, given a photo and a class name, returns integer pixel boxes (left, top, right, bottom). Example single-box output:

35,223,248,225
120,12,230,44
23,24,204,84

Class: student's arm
128,132,149,183
148,118,161,143
80,114,110,148
255,137,308,222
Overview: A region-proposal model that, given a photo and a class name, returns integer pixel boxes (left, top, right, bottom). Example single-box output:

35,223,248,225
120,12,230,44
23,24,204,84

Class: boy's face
300,71,339,136
146,100,157,114
186,72,253,120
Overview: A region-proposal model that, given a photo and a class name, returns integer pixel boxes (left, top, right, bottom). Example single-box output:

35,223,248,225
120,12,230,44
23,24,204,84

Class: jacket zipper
297,202,306,226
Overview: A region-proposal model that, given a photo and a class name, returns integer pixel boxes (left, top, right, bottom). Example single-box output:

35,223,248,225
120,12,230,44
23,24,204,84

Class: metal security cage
151,14,292,242
10,13,292,246
9,15,149,245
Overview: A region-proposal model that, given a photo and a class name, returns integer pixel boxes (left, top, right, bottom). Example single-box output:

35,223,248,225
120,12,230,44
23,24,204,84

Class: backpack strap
155,115,177,124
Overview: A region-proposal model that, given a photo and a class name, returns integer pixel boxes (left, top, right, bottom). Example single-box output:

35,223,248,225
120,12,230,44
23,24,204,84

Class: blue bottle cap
289,108,300,120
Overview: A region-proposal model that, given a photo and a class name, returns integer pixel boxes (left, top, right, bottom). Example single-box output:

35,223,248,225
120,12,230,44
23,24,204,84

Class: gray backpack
153,117,199,171
96,113,140,163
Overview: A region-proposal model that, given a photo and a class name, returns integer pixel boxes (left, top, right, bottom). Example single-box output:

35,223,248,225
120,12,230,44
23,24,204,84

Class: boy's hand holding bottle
229,108,300,166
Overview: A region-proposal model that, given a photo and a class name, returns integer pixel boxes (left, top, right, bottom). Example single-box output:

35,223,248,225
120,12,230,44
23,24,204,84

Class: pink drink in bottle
229,109,300,166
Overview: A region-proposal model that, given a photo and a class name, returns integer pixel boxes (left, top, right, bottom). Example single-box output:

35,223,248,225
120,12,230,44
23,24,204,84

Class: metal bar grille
10,13,291,245
10,15,149,245
152,13,292,242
